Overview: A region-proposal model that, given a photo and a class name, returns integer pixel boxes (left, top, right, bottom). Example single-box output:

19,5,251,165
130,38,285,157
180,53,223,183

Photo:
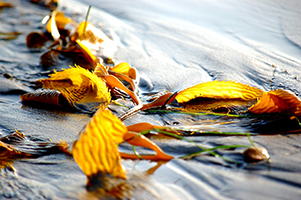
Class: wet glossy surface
0,0,301,199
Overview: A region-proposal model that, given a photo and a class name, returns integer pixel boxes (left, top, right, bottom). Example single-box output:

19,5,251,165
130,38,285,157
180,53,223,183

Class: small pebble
243,147,270,162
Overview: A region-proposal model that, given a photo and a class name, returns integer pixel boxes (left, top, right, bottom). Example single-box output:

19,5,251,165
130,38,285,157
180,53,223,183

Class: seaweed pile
1,1,301,199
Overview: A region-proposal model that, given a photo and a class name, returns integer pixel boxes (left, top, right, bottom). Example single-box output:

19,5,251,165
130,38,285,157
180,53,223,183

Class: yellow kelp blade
98,62,138,93
109,62,138,92
127,122,161,133
248,89,301,117
121,132,174,161
102,75,140,105
108,71,138,93
109,62,138,80
176,80,264,104
72,109,127,180
37,65,111,107
46,11,74,33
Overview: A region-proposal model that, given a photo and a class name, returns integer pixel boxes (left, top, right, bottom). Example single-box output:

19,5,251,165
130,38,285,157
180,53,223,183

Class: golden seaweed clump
71,108,175,184
37,65,111,109
72,109,127,181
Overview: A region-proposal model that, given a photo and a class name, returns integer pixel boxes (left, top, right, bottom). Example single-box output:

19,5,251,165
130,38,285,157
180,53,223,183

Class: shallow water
0,0,301,199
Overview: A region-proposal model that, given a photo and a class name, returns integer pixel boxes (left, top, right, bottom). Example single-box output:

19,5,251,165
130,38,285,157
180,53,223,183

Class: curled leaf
72,109,127,180
248,89,301,117
36,65,111,108
176,80,263,104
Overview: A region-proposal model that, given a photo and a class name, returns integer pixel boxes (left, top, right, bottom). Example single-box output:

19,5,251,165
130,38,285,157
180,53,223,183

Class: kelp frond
38,65,111,107
72,108,174,183
72,109,127,180
176,80,264,103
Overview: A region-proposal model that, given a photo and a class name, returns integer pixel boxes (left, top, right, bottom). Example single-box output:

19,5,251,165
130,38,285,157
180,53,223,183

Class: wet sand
0,0,301,199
